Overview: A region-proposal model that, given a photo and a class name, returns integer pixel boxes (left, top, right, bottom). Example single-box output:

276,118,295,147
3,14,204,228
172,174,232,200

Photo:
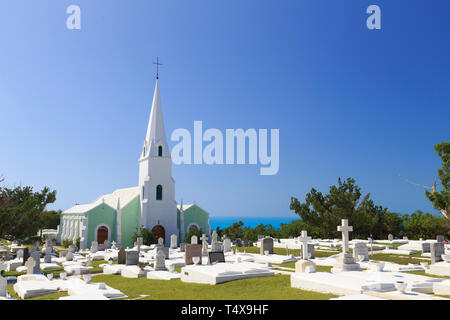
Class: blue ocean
209,216,298,230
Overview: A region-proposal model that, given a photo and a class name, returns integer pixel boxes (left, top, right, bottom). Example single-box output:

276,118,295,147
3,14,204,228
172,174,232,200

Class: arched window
156,185,163,200
158,146,163,157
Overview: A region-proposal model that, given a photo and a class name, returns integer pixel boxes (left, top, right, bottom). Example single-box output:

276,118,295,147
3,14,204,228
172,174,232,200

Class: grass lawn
375,242,404,249
235,246,337,258
274,262,332,273
401,270,450,280
91,273,338,300
369,253,425,265
7,285,69,300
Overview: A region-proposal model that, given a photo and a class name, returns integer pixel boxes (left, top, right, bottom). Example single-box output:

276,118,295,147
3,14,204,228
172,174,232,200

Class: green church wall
86,203,117,246
182,205,209,234
120,195,141,248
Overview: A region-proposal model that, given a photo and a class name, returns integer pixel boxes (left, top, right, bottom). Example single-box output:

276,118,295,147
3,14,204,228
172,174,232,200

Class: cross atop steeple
153,57,163,79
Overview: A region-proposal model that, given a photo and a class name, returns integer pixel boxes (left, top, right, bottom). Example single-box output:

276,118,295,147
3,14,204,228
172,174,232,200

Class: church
56,75,211,249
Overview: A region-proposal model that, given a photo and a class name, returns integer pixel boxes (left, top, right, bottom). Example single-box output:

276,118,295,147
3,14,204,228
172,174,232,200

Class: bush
132,227,155,246
184,228,203,244
62,239,72,248
402,210,449,240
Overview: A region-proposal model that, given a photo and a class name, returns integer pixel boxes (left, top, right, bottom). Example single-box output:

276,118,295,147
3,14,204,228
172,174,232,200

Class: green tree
184,228,203,244
132,226,155,246
40,210,62,230
279,220,322,239
290,177,392,239
426,142,450,219
221,221,245,240
0,185,56,242
402,210,449,239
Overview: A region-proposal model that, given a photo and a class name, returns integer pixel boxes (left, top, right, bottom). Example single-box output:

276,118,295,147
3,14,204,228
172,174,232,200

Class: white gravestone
353,242,369,262
201,234,208,256
0,275,6,297
191,235,198,244
223,238,231,253
25,257,36,275
170,234,177,249
91,241,98,253
331,219,361,273
136,237,143,254
154,249,167,271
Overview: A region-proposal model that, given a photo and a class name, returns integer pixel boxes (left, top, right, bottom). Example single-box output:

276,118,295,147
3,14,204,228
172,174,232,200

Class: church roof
176,203,210,216
63,186,140,214
142,79,170,158
177,204,195,211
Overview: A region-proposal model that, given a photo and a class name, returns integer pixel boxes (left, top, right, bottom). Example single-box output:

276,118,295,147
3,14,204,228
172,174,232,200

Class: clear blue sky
0,1,449,218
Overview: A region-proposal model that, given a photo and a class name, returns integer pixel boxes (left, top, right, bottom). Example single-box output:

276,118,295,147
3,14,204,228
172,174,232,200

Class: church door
97,226,108,244
152,225,165,244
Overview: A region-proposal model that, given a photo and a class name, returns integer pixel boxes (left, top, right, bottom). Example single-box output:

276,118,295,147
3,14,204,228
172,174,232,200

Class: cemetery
1,222,449,300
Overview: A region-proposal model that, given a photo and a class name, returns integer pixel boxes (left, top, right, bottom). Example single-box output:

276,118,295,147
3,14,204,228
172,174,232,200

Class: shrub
132,227,155,246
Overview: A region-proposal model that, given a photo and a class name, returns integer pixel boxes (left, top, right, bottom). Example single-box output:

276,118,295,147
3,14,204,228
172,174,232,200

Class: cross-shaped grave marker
299,230,312,260
338,219,353,254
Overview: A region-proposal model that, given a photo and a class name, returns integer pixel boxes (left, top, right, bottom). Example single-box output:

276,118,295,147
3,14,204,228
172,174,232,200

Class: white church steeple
138,65,178,244
141,79,170,160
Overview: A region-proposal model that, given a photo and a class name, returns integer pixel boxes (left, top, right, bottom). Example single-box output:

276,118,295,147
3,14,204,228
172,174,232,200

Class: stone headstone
353,242,369,262
16,249,24,260
126,250,139,266
66,252,74,261
104,239,110,249
260,237,274,255
25,257,36,275
136,237,143,253
185,244,202,265
118,247,126,264
331,219,361,273
68,244,77,253
170,234,177,249
208,251,225,264
421,242,431,253
158,237,164,246
98,243,105,251
91,241,98,253
22,247,29,266
437,235,445,243
201,234,208,256
154,249,167,271
44,255,52,264
0,275,6,297
180,243,185,252
45,246,53,256
211,231,218,242
403,236,408,240
59,251,67,258
191,235,198,244
223,238,231,253
388,234,393,242
295,260,316,273
86,256,92,267
431,242,445,264
301,244,315,259
31,251,41,274
298,231,311,260
111,241,117,250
